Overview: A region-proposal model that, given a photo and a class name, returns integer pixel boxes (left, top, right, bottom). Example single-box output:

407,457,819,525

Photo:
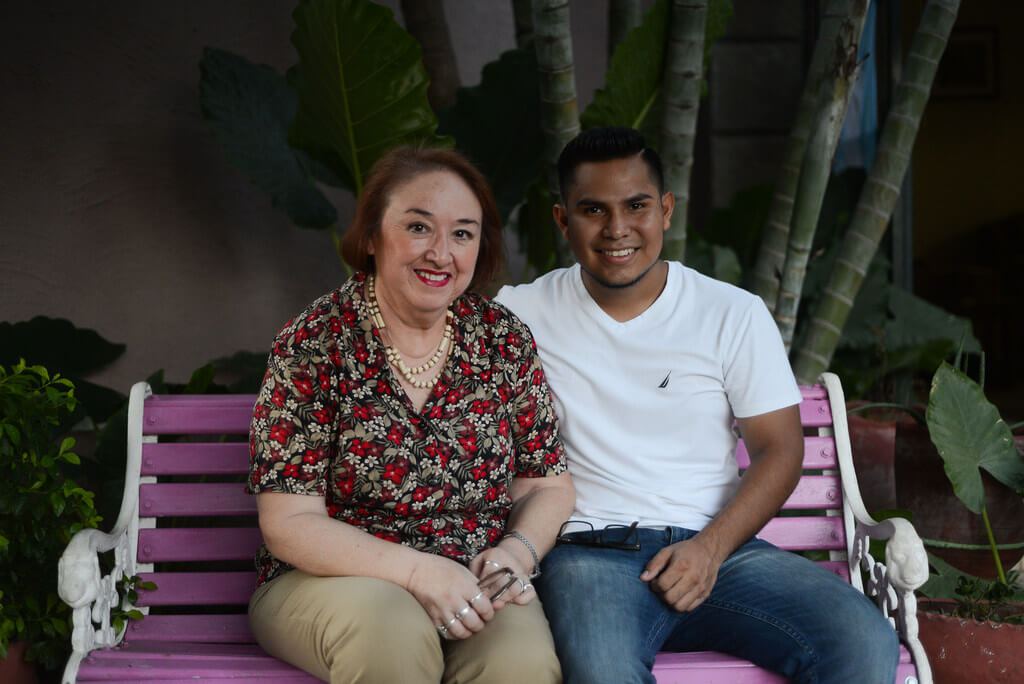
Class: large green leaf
0,317,124,375
0,317,127,422
511,180,562,277
199,48,338,229
886,287,981,355
439,49,543,222
926,362,1024,514
582,0,731,135
581,0,669,132
289,0,444,195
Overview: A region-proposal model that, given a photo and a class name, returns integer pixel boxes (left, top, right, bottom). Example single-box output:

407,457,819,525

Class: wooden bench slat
757,517,845,550
126,615,255,643
735,436,836,469
651,647,912,683
142,443,250,476
797,398,832,427
780,475,841,510
798,385,827,400
136,572,256,607
144,437,840,475
138,528,262,563
78,650,313,681
143,396,255,435
140,483,255,517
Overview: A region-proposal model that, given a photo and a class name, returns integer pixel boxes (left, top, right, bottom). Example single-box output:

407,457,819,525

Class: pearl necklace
366,275,454,390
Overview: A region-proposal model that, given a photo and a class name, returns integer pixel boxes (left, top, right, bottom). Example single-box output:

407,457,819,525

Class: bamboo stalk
793,0,961,383
400,0,461,111
659,0,708,262
774,6,870,350
513,0,534,48
531,0,581,199
748,0,860,309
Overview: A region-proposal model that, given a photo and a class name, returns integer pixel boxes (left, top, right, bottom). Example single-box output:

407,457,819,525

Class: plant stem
981,506,1008,584
845,402,926,425
922,538,1024,551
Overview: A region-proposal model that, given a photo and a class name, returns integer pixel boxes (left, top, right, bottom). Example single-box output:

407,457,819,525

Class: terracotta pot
894,422,1024,578
917,600,1024,683
846,406,899,512
0,642,39,684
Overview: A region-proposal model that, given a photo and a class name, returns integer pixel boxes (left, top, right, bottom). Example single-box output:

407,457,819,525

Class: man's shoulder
494,266,576,314
669,262,764,325
672,262,759,308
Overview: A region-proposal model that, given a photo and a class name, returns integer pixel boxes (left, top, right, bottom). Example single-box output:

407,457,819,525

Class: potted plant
0,362,101,681
911,355,1024,682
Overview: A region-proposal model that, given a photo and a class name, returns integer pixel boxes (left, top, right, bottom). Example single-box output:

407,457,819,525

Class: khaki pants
249,570,562,684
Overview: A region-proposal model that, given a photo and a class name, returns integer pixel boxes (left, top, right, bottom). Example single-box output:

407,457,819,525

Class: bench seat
59,373,932,683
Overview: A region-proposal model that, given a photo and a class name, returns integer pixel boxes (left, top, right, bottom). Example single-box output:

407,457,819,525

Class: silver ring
515,577,529,592
444,615,459,629
456,604,473,619
523,582,533,592
436,623,448,635
469,591,485,604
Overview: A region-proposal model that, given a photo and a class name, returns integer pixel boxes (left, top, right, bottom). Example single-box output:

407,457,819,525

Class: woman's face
370,170,482,322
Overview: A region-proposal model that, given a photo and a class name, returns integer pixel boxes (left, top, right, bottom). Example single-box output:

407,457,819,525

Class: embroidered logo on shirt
658,371,672,389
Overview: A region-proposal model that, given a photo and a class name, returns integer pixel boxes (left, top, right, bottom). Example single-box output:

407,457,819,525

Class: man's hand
640,534,726,612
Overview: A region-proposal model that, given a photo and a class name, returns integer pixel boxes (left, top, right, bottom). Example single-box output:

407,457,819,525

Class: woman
247,146,575,684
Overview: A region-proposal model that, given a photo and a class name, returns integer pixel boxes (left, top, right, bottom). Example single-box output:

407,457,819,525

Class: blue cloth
834,0,879,173
537,527,899,684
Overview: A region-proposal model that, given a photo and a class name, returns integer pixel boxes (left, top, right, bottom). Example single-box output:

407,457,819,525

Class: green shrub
0,361,101,670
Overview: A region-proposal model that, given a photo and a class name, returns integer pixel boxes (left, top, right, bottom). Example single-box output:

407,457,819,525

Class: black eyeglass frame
556,520,641,551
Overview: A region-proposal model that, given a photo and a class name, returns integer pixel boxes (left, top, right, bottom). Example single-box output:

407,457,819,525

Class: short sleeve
507,323,567,478
722,298,803,418
248,330,340,496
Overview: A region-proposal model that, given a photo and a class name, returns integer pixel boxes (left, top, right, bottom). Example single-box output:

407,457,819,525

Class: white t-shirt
495,262,802,531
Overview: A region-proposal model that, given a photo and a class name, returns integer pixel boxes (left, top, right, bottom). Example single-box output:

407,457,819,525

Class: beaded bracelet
502,530,541,578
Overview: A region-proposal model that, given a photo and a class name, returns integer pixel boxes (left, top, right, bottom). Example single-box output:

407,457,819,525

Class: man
495,127,898,684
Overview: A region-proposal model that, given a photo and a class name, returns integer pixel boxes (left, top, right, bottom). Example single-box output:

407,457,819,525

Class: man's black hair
556,126,665,200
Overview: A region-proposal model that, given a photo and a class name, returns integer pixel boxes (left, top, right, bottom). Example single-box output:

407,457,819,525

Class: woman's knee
252,573,444,682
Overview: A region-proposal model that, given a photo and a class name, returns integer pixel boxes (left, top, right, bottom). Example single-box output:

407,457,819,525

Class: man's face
554,155,674,293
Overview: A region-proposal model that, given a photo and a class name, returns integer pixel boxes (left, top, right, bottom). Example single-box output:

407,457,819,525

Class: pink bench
58,373,931,683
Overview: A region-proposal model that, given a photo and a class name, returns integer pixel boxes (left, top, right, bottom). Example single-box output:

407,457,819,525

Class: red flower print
383,463,406,484
459,433,478,455
312,407,333,424
292,375,314,397
271,386,287,407
283,463,300,478
462,518,478,532
269,422,293,445
386,425,404,445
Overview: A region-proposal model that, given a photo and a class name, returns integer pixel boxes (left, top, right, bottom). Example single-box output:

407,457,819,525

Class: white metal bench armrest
58,382,150,684
820,372,932,684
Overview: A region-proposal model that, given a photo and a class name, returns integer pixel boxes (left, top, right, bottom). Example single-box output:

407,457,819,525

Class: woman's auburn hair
340,146,504,292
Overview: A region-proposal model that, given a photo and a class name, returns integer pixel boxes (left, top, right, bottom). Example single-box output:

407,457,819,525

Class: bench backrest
123,385,853,646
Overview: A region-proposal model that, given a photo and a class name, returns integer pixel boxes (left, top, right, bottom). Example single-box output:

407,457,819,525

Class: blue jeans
536,527,898,684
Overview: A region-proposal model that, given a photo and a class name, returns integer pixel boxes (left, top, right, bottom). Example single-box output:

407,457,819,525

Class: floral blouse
248,273,567,587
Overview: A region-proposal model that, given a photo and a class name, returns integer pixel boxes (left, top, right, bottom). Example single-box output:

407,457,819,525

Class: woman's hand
469,544,536,610
404,553,496,640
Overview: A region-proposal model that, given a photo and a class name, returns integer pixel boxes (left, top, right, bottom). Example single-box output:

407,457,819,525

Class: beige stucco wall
0,1,606,393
